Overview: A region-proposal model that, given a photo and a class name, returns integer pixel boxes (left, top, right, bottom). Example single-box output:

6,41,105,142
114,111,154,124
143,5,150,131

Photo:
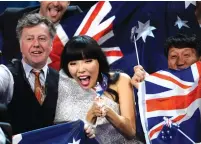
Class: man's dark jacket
0,5,82,63
7,60,59,135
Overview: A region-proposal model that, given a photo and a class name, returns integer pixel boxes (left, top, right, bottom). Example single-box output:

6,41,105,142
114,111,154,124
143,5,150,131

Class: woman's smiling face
68,59,99,89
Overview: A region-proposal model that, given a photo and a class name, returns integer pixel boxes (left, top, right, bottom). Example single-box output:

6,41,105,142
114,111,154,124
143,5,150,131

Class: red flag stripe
151,73,191,89
149,125,163,139
104,50,123,57
49,35,64,70
79,2,105,35
146,79,201,112
196,62,201,78
93,23,113,41
52,35,64,55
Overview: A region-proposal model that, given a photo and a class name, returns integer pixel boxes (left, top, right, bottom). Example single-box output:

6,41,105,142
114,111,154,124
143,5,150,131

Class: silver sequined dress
54,70,143,144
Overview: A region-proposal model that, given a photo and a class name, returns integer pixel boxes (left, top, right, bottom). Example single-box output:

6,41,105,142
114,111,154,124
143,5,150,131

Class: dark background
0,1,97,13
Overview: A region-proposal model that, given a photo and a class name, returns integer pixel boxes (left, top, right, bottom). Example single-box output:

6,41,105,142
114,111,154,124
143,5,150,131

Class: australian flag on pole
138,62,201,144
12,120,99,144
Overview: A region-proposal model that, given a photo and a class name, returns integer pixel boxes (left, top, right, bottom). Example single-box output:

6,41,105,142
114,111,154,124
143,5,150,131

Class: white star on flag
185,1,196,9
68,138,81,144
174,16,190,29
136,20,156,43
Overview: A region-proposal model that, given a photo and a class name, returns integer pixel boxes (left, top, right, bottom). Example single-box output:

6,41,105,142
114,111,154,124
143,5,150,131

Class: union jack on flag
48,1,145,71
138,62,201,144
49,1,123,70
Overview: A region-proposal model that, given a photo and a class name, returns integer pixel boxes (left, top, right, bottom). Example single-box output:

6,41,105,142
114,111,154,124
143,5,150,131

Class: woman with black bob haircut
61,35,110,92
55,35,142,144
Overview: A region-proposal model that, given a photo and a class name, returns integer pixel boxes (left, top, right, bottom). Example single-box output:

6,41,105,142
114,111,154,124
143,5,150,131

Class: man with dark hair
131,33,201,143
195,1,201,27
0,1,82,64
131,33,201,88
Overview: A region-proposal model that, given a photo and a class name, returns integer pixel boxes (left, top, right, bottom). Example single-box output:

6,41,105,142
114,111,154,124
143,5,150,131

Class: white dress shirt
0,59,48,104
0,127,6,144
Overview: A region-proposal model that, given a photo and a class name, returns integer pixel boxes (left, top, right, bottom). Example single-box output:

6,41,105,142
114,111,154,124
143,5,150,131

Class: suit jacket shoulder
61,5,83,21
1,5,39,22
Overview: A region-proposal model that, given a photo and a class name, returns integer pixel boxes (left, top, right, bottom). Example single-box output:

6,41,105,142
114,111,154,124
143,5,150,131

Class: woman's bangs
66,48,85,62
82,47,98,60
67,47,97,62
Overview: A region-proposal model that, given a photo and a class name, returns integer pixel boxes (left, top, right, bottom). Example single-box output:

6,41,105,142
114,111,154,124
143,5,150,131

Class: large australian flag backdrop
49,1,201,76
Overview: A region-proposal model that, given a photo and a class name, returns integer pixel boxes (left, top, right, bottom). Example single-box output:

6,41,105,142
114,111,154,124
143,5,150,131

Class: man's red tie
32,71,42,104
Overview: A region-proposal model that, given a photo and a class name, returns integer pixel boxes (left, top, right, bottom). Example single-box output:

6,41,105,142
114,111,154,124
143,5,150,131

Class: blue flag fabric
157,124,178,144
12,120,99,144
110,1,201,75
138,62,201,144
0,31,3,64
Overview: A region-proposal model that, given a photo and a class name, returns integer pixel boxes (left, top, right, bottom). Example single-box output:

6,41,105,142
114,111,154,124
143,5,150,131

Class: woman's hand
131,65,146,89
86,97,107,124
84,123,95,138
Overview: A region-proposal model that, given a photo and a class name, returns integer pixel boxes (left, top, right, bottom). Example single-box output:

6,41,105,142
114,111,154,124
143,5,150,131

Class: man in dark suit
0,13,59,135
0,1,82,64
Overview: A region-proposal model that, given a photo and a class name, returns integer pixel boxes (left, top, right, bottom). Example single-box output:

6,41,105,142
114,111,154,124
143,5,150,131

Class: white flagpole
177,129,196,144
131,26,140,65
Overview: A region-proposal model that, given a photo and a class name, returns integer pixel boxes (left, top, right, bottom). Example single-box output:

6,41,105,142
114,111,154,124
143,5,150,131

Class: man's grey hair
16,13,56,40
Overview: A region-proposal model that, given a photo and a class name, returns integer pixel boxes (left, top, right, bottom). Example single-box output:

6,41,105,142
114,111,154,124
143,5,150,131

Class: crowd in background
0,1,201,144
